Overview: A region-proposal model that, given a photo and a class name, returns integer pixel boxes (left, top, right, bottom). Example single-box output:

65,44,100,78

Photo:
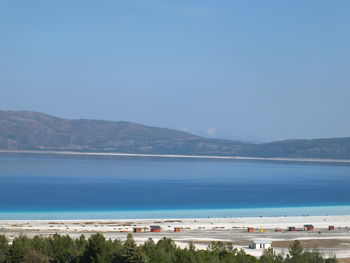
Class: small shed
150,225,161,232
174,227,183,232
247,227,255,233
329,225,335,231
133,227,142,233
250,240,271,250
304,224,314,231
288,226,296,231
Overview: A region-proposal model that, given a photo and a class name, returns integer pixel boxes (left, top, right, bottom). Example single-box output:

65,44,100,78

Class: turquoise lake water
1,153,350,219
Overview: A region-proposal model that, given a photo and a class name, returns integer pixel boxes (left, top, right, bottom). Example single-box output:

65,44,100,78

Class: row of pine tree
0,233,337,263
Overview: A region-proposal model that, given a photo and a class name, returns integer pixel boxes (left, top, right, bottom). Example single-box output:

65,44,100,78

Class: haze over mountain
1,111,350,160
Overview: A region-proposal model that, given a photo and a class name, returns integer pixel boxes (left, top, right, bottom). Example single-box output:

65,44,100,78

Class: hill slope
1,111,349,159
0,111,248,155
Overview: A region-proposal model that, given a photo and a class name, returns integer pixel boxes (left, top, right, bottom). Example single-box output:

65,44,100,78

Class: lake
1,153,350,219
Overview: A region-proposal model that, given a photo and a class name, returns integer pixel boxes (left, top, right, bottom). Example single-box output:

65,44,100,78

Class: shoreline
1,214,350,225
2,205,350,220
1,149,350,163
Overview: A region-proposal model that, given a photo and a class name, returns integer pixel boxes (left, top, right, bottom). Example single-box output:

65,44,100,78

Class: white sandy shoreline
1,150,350,163
2,215,350,229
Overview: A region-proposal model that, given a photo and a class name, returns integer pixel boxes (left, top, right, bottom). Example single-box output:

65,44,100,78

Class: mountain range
1,111,349,159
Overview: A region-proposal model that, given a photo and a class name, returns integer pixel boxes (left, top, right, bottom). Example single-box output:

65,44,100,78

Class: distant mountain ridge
1,111,350,159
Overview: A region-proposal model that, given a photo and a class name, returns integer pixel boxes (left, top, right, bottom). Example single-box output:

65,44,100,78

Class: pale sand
1,215,350,258
1,150,350,163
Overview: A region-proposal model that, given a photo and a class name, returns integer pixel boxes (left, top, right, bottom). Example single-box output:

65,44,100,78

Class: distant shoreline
1,149,350,163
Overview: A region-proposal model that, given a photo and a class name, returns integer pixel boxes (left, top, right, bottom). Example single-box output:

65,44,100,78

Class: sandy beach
2,150,350,163
1,215,350,259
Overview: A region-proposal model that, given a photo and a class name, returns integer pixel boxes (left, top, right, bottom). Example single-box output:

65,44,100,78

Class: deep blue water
0,153,350,218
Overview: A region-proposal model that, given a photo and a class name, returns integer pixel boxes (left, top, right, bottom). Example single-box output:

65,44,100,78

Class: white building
250,240,271,249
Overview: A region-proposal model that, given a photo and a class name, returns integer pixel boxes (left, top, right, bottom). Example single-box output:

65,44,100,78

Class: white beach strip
1,150,350,163
2,215,350,230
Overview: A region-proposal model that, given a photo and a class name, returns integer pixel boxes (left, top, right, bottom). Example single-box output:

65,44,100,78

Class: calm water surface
0,153,350,218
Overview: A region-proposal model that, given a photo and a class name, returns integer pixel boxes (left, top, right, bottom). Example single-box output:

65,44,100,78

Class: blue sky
1,0,349,141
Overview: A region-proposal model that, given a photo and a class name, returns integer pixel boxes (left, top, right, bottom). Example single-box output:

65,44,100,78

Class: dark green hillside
0,111,247,155
1,111,349,159
255,138,350,159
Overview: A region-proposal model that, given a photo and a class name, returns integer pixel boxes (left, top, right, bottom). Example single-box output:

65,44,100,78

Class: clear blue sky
1,0,349,141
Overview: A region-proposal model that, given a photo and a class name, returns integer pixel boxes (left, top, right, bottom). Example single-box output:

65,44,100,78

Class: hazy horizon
1,1,349,142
